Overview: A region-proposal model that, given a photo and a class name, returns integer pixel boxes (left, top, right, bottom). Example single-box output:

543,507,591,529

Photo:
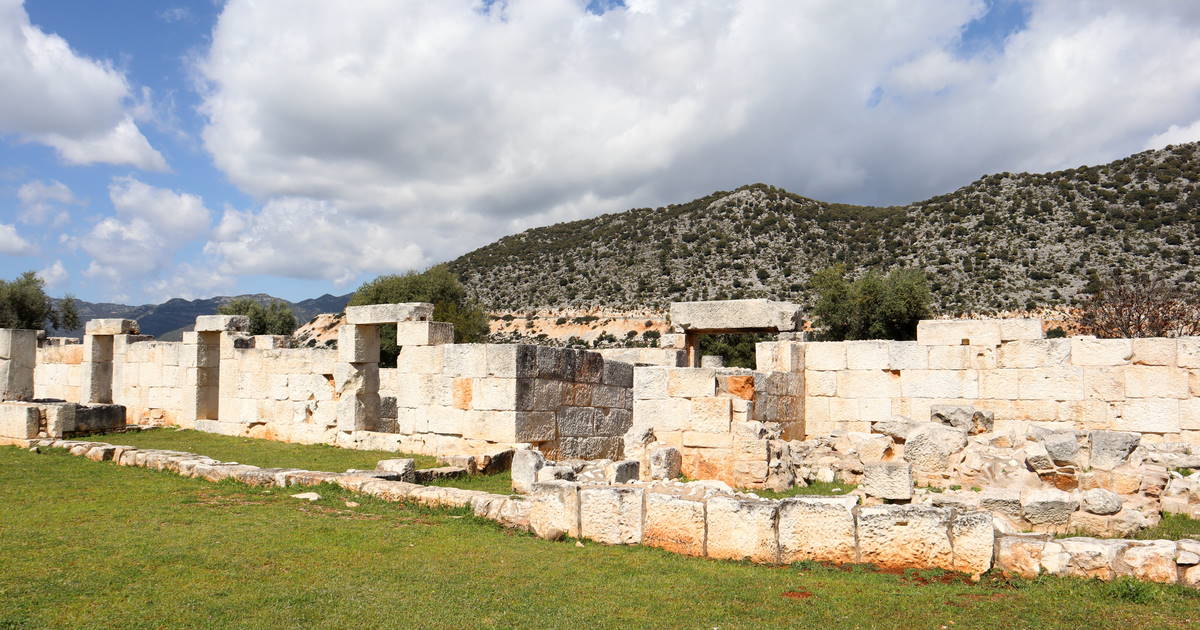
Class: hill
54,293,351,340
449,143,1200,314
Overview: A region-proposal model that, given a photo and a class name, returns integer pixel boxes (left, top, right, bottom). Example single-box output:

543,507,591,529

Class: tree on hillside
217,298,298,336
0,271,80,331
349,265,488,365
1079,276,1200,338
809,265,931,341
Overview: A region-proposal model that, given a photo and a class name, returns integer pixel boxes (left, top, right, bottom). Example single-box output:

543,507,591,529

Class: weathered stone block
845,341,890,370
0,404,38,438
1115,399,1179,433
996,534,1050,578
338,324,380,364
579,486,643,545
902,423,967,472
950,511,995,576
1088,431,1140,470
344,303,434,325
648,445,682,479
1124,366,1189,399
84,319,140,335
669,299,802,332
999,319,1045,341
930,405,994,434
528,481,580,539
667,368,716,397
601,360,634,388
705,495,779,563
375,458,416,482
395,321,454,346
777,496,857,564
643,490,706,556
1120,541,1178,584
888,341,928,370
1131,338,1177,366
689,396,731,432
857,505,953,570
605,460,639,483
1070,337,1132,367
633,366,669,399
997,339,1071,368
860,461,913,500
1021,488,1078,526
804,342,846,371
916,320,1001,346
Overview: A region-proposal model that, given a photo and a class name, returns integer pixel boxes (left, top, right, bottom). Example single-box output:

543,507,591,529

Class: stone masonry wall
34,343,83,402
754,319,1200,445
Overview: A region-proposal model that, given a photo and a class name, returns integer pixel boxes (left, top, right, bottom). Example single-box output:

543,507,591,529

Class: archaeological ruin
2,298,1199,586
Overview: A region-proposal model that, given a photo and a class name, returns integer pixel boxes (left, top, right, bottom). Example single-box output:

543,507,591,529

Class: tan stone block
689,397,731,432
899,370,967,398
997,339,1071,368
705,496,779,563
1179,399,1200,431
396,321,454,347
1018,367,1085,400
917,320,1001,346
681,431,732,449
926,345,966,370
999,319,1045,341
857,505,953,571
1123,366,1188,399
995,534,1050,578
804,342,846,371
667,368,716,398
529,481,580,539
633,398,689,432
1115,399,1180,433
858,398,892,423
828,397,859,424
978,369,1020,400
1057,400,1109,429
1002,399,1059,422
633,366,669,399
395,345,444,374
643,490,706,556
805,396,830,425
1177,337,1200,368
965,345,998,369
579,486,643,545
1085,367,1125,401
471,377,517,411
338,324,380,364
778,496,857,564
345,303,434,325
1131,338,1176,366
845,341,891,370
1071,337,1132,367
888,341,928,370
837,370,901,398
950,511,995,576
805,371,837,396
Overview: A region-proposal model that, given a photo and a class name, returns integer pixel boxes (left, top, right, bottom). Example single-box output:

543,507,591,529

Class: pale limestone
344,303,434,325
705,495,779,563
643,490,706,556
857,505,953,571
777,496,857,564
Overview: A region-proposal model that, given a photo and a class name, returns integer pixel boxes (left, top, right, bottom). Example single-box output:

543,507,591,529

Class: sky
2,0,1200,306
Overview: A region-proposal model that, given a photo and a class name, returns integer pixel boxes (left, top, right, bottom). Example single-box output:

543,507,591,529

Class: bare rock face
903,423,967,471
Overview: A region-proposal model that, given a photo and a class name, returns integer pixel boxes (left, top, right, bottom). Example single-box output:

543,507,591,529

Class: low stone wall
34,343,83,402
628,366,803,489
753,320,1200,445
995,533,1200,586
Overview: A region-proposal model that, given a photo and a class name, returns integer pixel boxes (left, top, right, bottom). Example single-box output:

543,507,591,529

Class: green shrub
218,298,297,336
0,271,79,331
808,265,931,341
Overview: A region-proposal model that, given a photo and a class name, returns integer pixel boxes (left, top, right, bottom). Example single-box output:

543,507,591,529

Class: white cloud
0,223,35,255
0,0,167,170
36,259,67,287
17,178,79,225
1145,119,1200,150
146,262,232,301
157,7,191,23
189,0,1200,288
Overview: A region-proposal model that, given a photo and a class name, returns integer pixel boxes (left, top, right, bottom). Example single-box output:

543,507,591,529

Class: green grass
78,427,440,470
3,447,1200,629
1132,513,1200,541
746,480,857,499
426,469,514,495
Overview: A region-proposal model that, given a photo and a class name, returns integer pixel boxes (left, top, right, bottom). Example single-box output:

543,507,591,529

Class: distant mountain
54,293,352,340
450,142,1200,314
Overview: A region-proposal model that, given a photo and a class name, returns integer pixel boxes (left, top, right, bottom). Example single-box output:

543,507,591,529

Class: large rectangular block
778,496,857,564
344,303,434,325
857,505,953,570
689,396,731,432
926,345,966,369
396,321,454,346
1131,338,1176,366
999,319,1044,341
472,377,518,410
193,315,248,333
804,342,846,371
579,486,643,545
917,320,1001,346
643,490,706,556
669,299,802,332
1070,338,1132,367
529,481,580,539
84,319,140,335
0,403,39,438
845,340,891,370
1017,367,1085,400
443,344,488,377
632,398,689,432
666,368,716,397
481,344,536,378
997,339,1071,368
633,366,669,399
705,495,779,563
338,324,380,364
1123,366,1188,399
899,370,967,398
1115,399,1179,433
888,341,928,370
837,370,901,398
1178,338,1200,368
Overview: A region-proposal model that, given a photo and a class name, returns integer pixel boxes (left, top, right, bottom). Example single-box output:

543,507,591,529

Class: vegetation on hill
349,265,488,364
450,143,1200,314
218,297,298,336
809,265,931,341
0,271,79,332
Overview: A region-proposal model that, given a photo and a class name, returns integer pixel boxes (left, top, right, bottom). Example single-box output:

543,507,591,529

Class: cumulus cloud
36,259,67,287
189,0,1200,284
1145,119,1200,150
17,178,79,225
0,0,167,170
0,223,35,255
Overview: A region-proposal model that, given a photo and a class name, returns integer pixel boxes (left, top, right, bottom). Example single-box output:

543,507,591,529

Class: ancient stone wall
753,320,1200,445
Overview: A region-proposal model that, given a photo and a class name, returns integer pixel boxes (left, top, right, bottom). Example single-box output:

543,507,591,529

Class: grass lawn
3,447,1199,629
79,428,441,470
1131,513,1200,541
747,480,857,499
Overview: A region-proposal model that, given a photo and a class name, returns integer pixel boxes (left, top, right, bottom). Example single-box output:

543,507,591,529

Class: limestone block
528,481,580,539
393,320,453,347
899,370,967,399
805,371,837,397
777,496,857,564
344,303,434,325
0,328,37,367
642,490,707,556
999,319,1045,341
861,461,913,500
1115,399,1179,433
601,360,634,388
0,404,38,438
845,341,890,370
605,460,639,483
648,446,682,479
375,458,416,482
579,486,643,545
996,534,1051,578
857,505,953,570
667,368,716,398
1081,488,1122,515
596,408,633,437
1021,488,1078,526
950,511,995,576
1176,337,1200,368
1119,541,1178,584
1042,431,1082,466
396,344,445,374
632,398,689,432
43,403,75,437
978,369,1019,400
339,324,380,364
1124,366,1188,399
838,370,901,398
659,332,687,349
1084,367,1125,401
681,431,732,449
84,319,140,335
1131,338,1177,366
1088,430,1141,470
916,320,1001,346
633,367,669,399
887,341,927,370
804,342,846,371
443,344,489,377
558,406,600,437
480,344,536,378
930,405,993,434
1070,337,1132,367
705,495,779,563
472,377,518,411
689,396,731,432
337,392,379,432
927,346,966,370
1018,367,1085,400
997,339,1071,368
669,299,802,332
1183,399,1200,431
1050,538,1124,580
902,423,967,472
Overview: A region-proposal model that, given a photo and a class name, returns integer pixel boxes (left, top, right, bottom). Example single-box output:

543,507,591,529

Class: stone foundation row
5,436,1196,588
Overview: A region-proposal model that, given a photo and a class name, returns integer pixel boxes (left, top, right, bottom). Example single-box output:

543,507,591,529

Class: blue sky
2,0,1199,305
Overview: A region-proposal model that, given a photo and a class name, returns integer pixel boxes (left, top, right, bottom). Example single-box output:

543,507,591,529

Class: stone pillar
337,303,434,433
684,331,701,368
0,328,37,401
181,315,248,427
81,319,138,404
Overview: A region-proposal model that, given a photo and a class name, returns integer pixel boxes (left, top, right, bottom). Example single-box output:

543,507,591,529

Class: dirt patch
781,590,814,600
184,491,270,508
